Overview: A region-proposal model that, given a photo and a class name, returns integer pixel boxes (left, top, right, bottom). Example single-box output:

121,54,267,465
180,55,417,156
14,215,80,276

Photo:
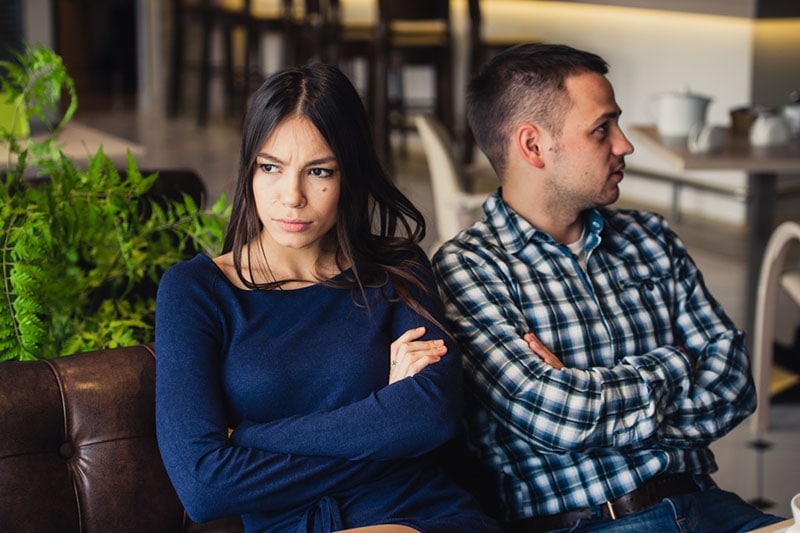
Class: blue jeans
550,475,786,533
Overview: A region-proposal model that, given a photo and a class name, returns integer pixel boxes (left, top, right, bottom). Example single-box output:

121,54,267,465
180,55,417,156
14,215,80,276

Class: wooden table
1,121,145,168
746,518,794,532
629,125,800,338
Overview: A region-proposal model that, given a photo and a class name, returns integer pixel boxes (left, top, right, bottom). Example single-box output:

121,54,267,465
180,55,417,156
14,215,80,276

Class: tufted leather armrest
0,344,243,533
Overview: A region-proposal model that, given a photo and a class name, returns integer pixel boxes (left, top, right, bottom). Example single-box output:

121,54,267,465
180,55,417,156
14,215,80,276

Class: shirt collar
484,191,606,255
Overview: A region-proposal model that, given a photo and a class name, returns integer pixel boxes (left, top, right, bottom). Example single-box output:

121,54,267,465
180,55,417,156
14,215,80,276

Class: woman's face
252,115,341,255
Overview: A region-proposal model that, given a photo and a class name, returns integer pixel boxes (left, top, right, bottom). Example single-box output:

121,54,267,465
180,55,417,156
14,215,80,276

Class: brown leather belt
508,473,715,532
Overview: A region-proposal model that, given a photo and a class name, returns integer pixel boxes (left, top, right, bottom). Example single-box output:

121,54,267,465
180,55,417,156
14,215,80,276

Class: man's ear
516,123,546,168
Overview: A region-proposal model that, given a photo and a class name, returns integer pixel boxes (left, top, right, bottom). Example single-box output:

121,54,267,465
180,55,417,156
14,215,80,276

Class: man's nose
615,127,635,156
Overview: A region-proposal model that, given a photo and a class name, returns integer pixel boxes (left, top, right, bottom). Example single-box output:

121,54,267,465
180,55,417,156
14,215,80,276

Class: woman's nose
280,177,305,208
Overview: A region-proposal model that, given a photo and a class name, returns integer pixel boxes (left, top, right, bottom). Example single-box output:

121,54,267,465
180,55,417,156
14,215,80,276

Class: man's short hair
466,43,608,177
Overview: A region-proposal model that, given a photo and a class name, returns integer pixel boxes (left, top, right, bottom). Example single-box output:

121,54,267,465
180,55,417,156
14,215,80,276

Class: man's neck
503,188,584,244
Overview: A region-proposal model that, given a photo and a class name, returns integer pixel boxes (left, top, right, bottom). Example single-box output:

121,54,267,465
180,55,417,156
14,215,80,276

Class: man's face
542,71,634,212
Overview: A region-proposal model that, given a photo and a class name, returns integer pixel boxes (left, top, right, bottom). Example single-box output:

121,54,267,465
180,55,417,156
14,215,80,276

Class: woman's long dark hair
222,63,437,323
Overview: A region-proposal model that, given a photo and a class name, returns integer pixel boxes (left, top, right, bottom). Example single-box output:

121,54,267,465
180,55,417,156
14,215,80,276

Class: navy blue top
155,252,499,532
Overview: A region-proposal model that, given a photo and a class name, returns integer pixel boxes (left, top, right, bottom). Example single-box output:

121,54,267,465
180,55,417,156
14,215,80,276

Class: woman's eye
258,163,278,173
309,167,334,178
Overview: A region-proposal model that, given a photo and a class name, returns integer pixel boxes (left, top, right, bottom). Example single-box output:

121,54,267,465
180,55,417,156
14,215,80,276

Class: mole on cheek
322,187,328,192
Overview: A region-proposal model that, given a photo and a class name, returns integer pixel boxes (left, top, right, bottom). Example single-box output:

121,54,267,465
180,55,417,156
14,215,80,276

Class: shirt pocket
605,271,675,350
614,271,673,306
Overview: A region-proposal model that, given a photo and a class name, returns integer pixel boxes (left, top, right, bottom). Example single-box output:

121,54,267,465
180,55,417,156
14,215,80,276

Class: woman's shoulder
164,253,217,277
160,253,224,292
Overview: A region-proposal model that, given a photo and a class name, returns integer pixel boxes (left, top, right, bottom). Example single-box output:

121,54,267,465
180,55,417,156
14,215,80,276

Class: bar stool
291,0,328,64
463,0,541,164
168,0,248,125
242,0,294,100
323,0,376,111
373,0,453,168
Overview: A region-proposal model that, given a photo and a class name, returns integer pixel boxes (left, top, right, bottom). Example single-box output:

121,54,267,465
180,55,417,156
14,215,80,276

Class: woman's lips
276,219,311,232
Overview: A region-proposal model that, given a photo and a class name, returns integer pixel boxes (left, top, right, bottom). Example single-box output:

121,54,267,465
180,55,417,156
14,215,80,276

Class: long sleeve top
155,252,500,533
432,192,756,522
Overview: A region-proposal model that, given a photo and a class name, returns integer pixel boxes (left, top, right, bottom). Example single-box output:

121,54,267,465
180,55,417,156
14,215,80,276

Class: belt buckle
605,501,618,520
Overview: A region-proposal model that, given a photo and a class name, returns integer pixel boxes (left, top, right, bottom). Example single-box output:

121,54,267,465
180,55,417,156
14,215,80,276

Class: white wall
370,0,800,226
462,2,761,225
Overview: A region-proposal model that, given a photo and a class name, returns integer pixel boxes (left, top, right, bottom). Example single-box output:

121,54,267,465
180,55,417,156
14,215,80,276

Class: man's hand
523,332,565,370
677,345,697,369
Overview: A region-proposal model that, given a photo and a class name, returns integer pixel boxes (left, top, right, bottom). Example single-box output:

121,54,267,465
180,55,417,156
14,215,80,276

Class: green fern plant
1,44,230,361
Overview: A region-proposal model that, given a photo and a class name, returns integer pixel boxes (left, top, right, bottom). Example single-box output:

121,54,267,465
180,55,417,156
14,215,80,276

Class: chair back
377,0,450,41
414,114,488,253
752,220,800,434
374,0,453,166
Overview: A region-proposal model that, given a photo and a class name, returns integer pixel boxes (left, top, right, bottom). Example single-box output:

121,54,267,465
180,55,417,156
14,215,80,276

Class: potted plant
0,43,230,361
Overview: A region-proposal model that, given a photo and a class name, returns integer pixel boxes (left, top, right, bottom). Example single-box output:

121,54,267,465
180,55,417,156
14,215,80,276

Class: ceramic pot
750,112,791,147
652,87,712,138
782,104,800,138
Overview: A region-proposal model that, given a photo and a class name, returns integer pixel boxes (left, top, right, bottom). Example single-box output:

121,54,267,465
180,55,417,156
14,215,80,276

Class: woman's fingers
390,326,427,360
389,328,448,384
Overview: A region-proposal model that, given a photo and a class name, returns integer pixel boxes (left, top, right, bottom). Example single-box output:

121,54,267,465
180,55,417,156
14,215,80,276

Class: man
432,43,785,532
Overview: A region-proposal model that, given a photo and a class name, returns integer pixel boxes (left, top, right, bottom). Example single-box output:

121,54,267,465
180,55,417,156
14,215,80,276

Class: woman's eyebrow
306,155,337,166
255,152,283,163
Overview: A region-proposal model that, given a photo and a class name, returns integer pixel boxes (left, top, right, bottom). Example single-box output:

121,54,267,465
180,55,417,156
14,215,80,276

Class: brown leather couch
0,344,243,533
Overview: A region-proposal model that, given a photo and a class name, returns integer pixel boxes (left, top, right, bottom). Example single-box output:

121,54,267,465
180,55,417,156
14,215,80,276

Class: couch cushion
0,345,184,532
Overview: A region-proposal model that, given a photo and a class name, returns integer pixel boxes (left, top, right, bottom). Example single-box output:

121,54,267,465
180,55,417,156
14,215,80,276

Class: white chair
413,114,490,254
751,220,800,434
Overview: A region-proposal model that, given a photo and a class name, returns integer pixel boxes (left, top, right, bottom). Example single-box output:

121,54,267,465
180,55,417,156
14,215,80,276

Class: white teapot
652,86,712,138
749,111,791,147
782,103,800,138
687,124,725,154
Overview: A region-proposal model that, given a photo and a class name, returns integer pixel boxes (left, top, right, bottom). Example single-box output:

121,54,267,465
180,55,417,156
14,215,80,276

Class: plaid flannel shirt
432,191,755,521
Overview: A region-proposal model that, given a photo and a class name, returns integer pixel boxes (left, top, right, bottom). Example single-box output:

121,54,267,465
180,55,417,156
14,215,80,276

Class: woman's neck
245,238,342,287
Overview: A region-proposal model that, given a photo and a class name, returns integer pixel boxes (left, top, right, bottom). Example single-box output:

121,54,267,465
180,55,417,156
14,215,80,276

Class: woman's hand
389,327,447,384
523,332,565,370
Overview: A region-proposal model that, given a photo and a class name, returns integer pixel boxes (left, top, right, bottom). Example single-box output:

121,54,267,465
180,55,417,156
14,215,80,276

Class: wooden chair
463,0,541,164
751,221,800,434
373,0,453,168
414,114,488,254
167,0,249,126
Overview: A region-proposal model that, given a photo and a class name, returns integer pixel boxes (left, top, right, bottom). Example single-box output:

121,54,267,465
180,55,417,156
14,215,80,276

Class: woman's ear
516,123,546,168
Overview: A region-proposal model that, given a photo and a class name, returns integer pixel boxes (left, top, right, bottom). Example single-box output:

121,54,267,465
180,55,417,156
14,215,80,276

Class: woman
155,63,500,533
